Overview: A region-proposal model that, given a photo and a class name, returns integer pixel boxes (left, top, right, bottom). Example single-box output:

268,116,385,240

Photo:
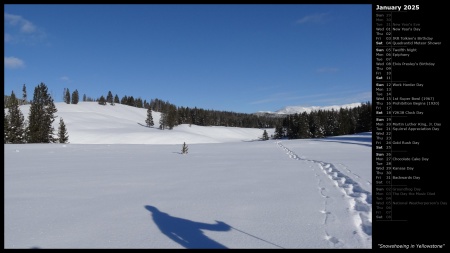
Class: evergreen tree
181,142,188,154
298,112,310,138
121,95,128,104
127,96,135,106
5,91,26,143
114,94,120,104
356,102,372,132
324,110,338,136
166,104,178,130
338,108,350,135
107,91,114,105
274,125,284,139
27,83,58,143
84,95,94,102
159,112,166,130
4,95,10,108
4,113,9,143
22,84,27,105
146,108,154,127
262,130,269,140
57,117,69,143
135,97,143,108
308,112,324,138
71,89,79,104
64,88,71,104
6,92,16,108
98,95,106,105
285,115,296,139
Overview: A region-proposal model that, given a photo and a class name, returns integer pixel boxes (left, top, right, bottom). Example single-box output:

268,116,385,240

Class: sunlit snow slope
16,102,268,144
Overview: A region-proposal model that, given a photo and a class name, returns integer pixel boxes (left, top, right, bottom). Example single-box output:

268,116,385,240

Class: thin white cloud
317,67,339,73
4,12,46,44
296,13,330,24
60,76,71,82
4,13,37,33
4,56,25,69
21,20,37,33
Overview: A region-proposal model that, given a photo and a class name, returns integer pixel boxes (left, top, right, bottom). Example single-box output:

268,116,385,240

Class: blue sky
4,4,371,113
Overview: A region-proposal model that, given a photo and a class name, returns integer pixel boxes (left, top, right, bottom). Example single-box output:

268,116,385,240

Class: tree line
154,105,281,130
148,100,371,138
63,88,80,104
4,84,29,107
5,84,372,143
4,83,68,144
273,102,372,139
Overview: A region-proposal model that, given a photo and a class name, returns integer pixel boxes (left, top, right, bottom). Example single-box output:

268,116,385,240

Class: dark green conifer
57,117,69,143
27,83,58,143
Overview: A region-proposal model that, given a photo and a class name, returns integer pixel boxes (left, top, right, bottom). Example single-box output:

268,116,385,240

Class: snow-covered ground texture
4,132,372,249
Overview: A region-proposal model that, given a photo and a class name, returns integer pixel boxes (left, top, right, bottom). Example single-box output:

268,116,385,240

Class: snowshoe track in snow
276,141,372,239
338,163,372,187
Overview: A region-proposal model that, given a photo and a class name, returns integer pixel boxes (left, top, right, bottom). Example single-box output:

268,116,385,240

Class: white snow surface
4,102,372,249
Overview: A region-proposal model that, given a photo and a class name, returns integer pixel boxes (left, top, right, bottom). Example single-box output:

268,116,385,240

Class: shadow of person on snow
144,205,231,249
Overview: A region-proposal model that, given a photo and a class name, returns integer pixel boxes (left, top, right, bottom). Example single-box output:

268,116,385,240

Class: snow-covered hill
15,102,269,144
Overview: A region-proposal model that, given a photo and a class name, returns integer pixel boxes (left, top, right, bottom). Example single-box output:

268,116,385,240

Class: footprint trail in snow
276,141,372,247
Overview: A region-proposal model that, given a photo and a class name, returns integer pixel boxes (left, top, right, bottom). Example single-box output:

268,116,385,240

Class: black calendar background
372,1,448,248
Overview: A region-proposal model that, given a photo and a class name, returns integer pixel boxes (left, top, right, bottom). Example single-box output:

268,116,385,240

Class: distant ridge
255,102,363,115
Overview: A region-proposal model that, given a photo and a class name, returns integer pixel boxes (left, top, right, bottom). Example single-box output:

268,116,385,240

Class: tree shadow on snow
310,139,372,148
324,132,372,143
144,205,230,249
137,122,154,128
309,133,372,147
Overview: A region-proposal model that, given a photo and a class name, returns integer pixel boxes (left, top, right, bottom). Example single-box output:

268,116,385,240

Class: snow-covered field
4,102,372,248
13,102,267,144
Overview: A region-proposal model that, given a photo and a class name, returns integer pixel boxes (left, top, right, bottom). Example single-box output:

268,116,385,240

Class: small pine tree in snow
27,83,58,143
22,84,27,104
5,91,26,143
262,130,269,141
274,125,284,139
106,91,115,105
159,112,166,130
71,89,79,104
64,88,71,104
57,117,69,143
181,142,188,154
146,108,154,127
98,95,106,105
